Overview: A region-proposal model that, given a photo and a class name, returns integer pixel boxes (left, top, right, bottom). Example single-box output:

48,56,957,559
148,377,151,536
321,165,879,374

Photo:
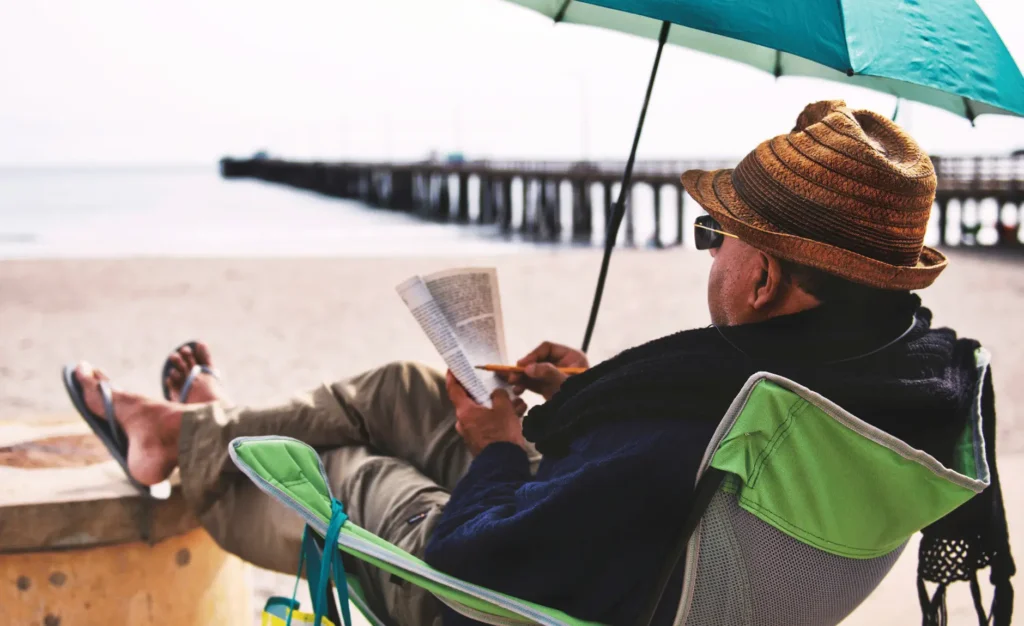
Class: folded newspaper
396,268,512,407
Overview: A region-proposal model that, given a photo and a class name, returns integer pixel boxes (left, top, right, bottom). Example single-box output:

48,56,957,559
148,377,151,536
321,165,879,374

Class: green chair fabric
231,349,991,626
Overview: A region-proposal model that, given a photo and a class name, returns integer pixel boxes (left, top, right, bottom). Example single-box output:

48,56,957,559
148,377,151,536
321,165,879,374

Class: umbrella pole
581,20,671,352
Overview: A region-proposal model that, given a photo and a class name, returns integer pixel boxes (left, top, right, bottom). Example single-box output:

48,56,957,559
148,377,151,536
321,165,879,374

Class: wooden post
314,163,327,194
344,169,357,199
489,178,501,228
603,182,614,235
996,199,1017,248
936,196,949,246
572,181,593,242
521,178,532,234
540,179,551,240
411,172,423,211
676,185,685,246
624,185,635,246
547,180,562,240
427,174,438,216
532,179,545,236
501,178,513,233
479,176,493,224
438,174,451,221
391,169,414,211
350,169,361,199
322,166,338,198
458,174,470,223
422,172,432,214
367,171,380,207
652,184,663,248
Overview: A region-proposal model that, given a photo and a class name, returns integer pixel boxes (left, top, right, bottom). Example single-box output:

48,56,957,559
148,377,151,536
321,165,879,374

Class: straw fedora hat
681,100,947,290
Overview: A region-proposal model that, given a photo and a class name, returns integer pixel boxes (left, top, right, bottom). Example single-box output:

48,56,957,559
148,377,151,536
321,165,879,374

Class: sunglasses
694,215,738,250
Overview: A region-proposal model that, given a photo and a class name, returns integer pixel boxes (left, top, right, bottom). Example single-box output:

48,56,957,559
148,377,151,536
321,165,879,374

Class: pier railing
220,155,1024,250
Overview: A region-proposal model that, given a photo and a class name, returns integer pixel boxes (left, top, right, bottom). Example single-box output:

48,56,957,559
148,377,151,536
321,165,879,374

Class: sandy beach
2,248,1022,624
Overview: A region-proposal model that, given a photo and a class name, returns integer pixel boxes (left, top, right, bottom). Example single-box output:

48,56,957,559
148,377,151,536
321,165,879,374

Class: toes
165,369,183,397
73,362,109,416
193,341,213,367
165,353,188,398
167,367,183,385
163,341,217,403
168,353,188,376
74,362,109,384
180,345,197,370
73,362,94,387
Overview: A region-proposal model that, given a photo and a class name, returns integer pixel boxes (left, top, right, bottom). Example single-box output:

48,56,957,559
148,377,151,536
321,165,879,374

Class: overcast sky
2,0,1023,166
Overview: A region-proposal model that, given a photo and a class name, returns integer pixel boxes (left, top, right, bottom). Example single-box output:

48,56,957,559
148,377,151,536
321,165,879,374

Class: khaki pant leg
176,360,539,585
324,446,450,626
176,361,469,577
328,361,541,487
328,361,473,491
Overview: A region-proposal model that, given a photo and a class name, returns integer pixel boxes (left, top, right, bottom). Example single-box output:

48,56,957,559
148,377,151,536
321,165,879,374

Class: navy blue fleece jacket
423,417,715,625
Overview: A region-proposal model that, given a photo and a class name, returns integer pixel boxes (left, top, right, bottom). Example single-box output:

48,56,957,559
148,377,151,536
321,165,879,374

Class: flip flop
160,340,221,402
61,364,170,499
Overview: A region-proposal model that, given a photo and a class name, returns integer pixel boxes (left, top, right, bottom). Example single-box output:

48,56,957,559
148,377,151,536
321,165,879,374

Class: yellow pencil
475,365,588,375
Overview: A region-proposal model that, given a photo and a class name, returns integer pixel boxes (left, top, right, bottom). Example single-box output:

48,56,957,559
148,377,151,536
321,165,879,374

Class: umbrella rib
836,0,855,75
963,98,977,127
581,20,672,353
553,0,572,23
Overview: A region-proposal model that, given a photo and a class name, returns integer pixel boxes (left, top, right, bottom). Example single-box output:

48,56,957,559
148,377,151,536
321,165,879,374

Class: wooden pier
220,155,1024,249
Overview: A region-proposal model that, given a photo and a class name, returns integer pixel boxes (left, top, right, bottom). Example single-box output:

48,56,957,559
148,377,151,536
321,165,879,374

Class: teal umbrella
513,0,1024,120
499,1,1024,350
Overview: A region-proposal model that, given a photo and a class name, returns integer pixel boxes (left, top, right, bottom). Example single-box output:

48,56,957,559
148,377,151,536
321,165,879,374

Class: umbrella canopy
509,0,1024,120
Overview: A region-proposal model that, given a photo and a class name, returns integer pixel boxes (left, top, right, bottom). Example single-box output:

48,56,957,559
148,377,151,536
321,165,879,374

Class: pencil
475,365,588,375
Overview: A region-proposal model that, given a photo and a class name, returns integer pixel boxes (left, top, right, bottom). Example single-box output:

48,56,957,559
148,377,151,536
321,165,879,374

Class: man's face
707,236,762,327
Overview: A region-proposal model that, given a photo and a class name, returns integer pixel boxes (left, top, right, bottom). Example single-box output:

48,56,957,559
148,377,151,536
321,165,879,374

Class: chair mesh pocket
681,492,905,626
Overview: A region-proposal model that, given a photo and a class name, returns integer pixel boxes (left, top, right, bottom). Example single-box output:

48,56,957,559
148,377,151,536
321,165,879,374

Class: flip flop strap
98,379,125,452
180,364,219,403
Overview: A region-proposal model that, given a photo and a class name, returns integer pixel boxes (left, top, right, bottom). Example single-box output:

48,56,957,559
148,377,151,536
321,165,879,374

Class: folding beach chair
234,350,992,626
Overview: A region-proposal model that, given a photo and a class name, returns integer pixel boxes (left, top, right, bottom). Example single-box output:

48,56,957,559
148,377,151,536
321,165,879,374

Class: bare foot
164,341,229,404
74,362,182,486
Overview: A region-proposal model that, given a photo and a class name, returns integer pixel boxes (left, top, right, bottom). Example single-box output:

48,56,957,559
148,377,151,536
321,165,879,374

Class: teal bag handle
287,499,354,626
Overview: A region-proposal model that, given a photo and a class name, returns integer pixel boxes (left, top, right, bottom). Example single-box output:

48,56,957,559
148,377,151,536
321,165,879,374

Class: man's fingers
491,389,528,417
516,341,554,367
490,388,513,410
524,362,561,381
445,371,471,406
497,371,523,387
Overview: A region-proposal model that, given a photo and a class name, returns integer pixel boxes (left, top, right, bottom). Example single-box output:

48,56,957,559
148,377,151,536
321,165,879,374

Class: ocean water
0,166,539,259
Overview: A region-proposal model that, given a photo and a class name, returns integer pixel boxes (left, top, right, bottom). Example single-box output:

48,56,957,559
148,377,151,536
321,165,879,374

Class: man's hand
503,341,589,401
446,371,528,456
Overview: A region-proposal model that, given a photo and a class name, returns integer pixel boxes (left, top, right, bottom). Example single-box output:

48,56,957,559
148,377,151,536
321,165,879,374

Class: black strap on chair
633,467,727,626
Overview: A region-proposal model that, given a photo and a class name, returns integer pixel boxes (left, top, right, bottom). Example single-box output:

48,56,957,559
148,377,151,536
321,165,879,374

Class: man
65,100,1013,625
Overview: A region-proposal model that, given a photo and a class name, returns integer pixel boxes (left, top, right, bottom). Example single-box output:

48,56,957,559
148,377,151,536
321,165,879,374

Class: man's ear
749,252,784,311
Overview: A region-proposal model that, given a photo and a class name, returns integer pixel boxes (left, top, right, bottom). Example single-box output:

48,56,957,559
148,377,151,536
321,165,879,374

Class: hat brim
681,168,947,290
